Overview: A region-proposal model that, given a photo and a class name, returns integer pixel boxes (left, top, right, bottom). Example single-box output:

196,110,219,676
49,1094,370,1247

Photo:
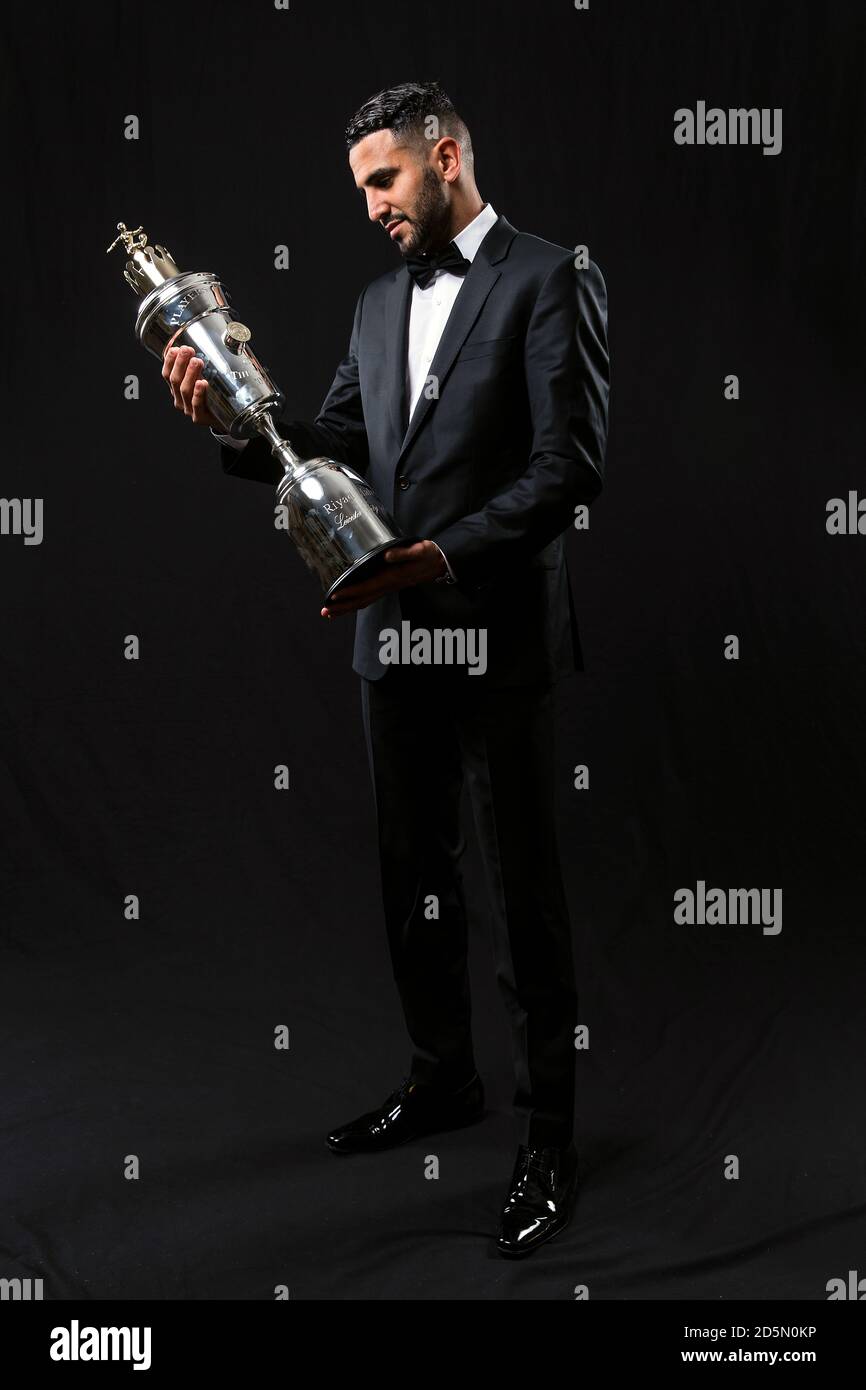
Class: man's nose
366,194,390,224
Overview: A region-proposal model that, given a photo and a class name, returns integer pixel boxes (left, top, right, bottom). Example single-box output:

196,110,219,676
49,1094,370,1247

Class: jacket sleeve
428,255,610,591
219,284,370,486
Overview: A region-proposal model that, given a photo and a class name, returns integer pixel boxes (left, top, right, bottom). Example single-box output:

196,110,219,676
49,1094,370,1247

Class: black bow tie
405,242,472,290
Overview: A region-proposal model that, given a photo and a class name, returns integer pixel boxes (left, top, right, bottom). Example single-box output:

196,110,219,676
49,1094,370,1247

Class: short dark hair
344,80,473,168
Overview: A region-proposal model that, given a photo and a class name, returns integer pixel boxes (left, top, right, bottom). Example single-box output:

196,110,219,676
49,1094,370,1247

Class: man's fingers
167,344,192,384
383,543,423,564
325,547,422,614
190,379,212,426
179,356,204,413
324,568,423,616
162,346,181,405
166,345,187,406
330,571,403,605
322,596,364,617
168,345,195,407
324,585,381,616
163,346,214,424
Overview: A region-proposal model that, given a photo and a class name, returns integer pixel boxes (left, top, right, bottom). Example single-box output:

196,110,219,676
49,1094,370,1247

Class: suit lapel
397,258,501,464
382,270,413,449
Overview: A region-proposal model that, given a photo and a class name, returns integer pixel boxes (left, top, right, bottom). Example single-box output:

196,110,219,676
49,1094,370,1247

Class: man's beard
395,166,451,256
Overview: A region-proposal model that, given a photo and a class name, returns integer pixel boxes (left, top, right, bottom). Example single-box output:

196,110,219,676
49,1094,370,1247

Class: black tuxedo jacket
220,213,610,685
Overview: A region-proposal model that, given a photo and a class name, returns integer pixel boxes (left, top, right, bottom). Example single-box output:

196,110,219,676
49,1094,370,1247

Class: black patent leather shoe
326,1072,485,1154
496,1142,578,1258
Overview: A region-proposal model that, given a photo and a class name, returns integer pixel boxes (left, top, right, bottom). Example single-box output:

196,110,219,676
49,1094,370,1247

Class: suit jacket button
398,475,411,490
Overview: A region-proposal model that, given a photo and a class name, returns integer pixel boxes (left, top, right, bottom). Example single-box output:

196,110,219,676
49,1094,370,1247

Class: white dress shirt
214,202,499,584
404,200,498,422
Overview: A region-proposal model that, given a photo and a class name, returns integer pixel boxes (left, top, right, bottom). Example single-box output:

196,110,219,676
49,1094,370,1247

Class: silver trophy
107,222,411,598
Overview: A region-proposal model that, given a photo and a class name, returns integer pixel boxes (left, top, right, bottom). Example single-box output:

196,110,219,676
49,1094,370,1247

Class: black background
2,0,865,1300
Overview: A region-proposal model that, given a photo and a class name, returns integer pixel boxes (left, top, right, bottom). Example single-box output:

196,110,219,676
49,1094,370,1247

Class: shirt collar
452,202,498,262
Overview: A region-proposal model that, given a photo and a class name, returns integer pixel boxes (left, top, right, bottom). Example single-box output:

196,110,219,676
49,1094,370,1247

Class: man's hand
162,344,220,428
321,540,447,618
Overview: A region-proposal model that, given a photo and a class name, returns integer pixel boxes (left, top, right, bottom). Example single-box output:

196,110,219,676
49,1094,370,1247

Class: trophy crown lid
107,222,181,295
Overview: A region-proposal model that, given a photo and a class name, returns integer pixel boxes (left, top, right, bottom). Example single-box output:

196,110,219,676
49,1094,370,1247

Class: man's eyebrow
358,165,398,188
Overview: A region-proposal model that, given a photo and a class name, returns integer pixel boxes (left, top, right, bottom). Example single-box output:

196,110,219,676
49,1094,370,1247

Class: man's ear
434,135,461,181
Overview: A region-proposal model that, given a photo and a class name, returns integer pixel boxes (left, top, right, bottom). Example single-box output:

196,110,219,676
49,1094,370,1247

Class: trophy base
325,537,420,601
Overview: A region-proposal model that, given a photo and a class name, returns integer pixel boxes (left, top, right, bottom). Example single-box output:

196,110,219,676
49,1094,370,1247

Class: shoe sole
325,1104,485,1155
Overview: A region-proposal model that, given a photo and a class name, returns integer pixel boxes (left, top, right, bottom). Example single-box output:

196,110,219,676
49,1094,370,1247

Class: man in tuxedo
163,80,609,1258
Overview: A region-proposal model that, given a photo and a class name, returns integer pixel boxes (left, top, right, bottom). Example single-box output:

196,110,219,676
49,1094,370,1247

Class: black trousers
360,664,577,1149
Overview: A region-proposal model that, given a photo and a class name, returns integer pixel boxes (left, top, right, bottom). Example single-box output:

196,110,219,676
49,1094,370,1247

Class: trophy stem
253,411,305,476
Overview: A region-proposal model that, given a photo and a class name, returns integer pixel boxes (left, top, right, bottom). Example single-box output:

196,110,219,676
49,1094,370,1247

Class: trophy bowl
275,453,418,598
